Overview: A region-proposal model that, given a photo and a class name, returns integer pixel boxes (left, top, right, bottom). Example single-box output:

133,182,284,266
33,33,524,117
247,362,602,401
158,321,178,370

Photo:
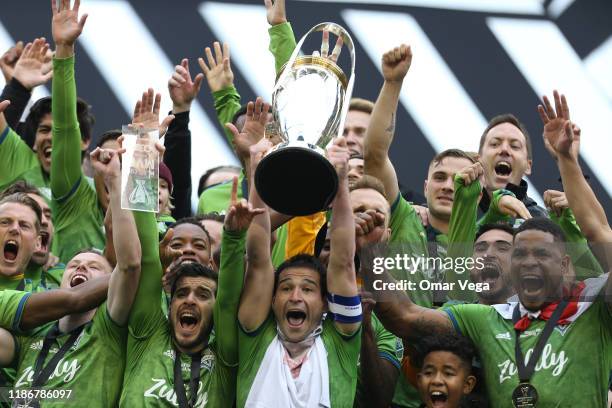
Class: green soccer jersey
158,213,176,241
12,304,127,407
387,194,451,311
197,172,246,215
50,56,105,264
120,211,245,407
353,313,400,408
237,316,362,408
0,127,50,199
0,263,64,292
0,290,30,331
445,280,612,408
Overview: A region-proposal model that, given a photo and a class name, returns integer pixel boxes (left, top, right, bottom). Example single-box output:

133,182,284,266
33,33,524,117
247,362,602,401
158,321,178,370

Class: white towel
245,335,330,408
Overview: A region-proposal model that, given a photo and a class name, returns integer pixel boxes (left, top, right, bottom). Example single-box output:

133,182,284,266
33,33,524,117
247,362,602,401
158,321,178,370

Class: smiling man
478,114,547,219
236,136,361,407
372,216,612,407
0,140,141,406
0,181,64,290
0,193,42,285
469,223,515,305
120,175,257,407
0,88,94,203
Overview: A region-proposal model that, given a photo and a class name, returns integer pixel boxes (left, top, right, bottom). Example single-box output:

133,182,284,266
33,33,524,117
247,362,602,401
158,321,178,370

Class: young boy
414,333,479,408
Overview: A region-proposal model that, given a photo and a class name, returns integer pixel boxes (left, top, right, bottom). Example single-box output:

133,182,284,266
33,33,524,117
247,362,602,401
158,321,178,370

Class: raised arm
265,0,297,75
539,91,612,305
1,38,52,129
326,136,360,334
364,45,412,206
128,90,174,333
371,271,453,342
21,275,109,330
90,146,142,326
544,190,604,279
215,177,263,365
50,0,88,199
237,136,275,331
198,42,241,144
446,162,483,302
538,91,611,245
165,59,204,219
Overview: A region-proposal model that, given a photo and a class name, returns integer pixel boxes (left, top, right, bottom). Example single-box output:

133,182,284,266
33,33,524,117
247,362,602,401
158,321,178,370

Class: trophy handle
274,22,356,141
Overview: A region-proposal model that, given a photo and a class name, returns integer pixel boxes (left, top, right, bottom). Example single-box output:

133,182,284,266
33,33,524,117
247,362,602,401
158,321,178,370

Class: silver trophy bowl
255,22,356,216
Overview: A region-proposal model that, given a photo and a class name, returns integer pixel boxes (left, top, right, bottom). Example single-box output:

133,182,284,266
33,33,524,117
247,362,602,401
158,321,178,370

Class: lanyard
173,350,202,408
32,322,86,387
512,300,569,382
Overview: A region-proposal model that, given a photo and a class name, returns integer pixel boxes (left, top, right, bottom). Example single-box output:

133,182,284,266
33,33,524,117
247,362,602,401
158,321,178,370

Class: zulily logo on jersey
15,358,82,387
144,378,208,407
498,343,568,383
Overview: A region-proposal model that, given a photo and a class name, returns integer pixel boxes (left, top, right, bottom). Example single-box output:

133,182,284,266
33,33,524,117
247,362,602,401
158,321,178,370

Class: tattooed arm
363,44,412,205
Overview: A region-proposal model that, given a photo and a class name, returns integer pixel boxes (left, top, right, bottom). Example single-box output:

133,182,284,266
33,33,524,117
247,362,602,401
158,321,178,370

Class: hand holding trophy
254,22,355,216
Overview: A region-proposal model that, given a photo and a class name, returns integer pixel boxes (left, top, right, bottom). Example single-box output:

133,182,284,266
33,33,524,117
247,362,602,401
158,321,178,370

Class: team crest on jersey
201,350,215,372
29,340,43,351
164,349,176,360
554,324,572,336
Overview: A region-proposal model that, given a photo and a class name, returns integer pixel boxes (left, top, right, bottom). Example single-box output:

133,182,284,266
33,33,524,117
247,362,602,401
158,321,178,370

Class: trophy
254,22,356,216
120,125,160,213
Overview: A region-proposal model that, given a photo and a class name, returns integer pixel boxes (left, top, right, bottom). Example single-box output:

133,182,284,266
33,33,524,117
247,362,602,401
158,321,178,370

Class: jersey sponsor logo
497,343,568,384
15,358,82,387
521,328,543,337
495,332,511,340
144,378,208,407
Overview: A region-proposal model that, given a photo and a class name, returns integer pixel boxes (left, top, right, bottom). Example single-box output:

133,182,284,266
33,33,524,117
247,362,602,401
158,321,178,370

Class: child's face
417,351,476,408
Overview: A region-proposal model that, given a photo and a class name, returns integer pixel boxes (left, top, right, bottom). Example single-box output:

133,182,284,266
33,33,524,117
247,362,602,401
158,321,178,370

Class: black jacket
479,179,548,219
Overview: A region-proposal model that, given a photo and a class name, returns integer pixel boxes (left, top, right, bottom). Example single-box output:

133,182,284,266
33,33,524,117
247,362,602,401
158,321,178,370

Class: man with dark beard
120,175,262,407
470,223,515,305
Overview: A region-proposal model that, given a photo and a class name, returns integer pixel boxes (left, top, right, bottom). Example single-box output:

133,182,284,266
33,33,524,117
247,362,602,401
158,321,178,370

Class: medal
511,300,569,408
512,382,538,407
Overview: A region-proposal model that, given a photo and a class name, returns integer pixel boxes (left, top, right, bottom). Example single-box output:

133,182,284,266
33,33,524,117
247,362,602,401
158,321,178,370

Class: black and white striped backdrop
1,0,610,215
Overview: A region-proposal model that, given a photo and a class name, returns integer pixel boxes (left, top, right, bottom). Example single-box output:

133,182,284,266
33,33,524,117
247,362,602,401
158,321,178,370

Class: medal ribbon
512,300,569,383
32,322,86,387
173,350,202,408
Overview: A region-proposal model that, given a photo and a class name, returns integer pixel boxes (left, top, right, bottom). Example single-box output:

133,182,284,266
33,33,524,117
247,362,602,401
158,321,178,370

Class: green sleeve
129,211,163,338
213,228,246,367
372,313,400,369
50,56,83,201
271,223,288,268
446,176,481,302
268,22,297,76
212,86,242,144
477,189,514,227
0,290,31,331
444,303,491,345
53,177,105,263
550,208,603,279
0,127,39,188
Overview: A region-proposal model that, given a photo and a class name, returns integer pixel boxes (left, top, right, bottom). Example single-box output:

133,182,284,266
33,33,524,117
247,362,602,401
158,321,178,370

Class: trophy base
255,146,338,216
